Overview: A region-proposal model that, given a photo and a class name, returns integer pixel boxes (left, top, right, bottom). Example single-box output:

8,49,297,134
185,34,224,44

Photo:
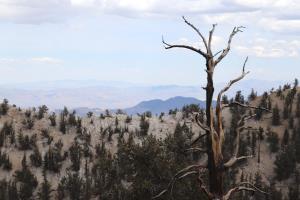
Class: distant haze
0,79,287,110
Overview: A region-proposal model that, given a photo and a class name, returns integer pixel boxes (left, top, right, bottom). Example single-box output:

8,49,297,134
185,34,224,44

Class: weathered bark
155,16,268,200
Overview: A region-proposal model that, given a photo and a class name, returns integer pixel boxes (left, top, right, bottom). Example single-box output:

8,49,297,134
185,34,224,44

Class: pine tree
49,112,56,126
283,105,289,119
274,145,296,181
125,115,132,123
83,160,92,200
282,129,289,147
38,105,48,120
139,114,149,136
267,131,279,153
7,181,19,200
289,116,294,129
272,104,281,126
43,144,63,173
269,182,282,200
296,93,300,118
59,113,67,134
65,171,83,200
69,140,82,171
222,95,229,104
3,155,12,170
288,185,299,200
296,131,300,162
30,146,42,167
248,88,257,101
14,154,38,200
56,182,65,200
0,99,9,115
38,168,52,200
68,110,77,126
87,111,93,118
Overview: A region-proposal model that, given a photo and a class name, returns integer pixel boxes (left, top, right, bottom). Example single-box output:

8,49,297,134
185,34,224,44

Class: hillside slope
0,84,299,199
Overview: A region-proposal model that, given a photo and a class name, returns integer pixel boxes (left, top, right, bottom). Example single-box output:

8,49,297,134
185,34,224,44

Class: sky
0,0,299,86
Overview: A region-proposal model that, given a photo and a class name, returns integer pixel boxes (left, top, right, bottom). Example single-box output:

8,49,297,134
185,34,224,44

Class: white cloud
30,57,63,65
259,18,300,33
0,0,298,61
0,0,298,35
235,38,300,58
0,0,74,24
0,57,63,65
0,0,255,23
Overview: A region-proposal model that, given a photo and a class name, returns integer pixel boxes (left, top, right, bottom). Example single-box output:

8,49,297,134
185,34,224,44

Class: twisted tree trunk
154,16,269,200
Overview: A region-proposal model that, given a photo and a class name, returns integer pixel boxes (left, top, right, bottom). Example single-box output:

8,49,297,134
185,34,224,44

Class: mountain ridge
0,79,287,110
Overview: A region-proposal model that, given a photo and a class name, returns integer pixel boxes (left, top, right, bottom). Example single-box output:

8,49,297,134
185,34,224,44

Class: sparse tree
59,113,67,134
38,105,48,120
37,168,52,200
282,129,289,147
267,131,279,153
87,111,93,118
248,88,257,101
0,99,9,115
139,114,149,137
14,154,38,200
274,145,296,181
49,112,56,126
272,104,281,126
30,146,42,167
69,140,82,171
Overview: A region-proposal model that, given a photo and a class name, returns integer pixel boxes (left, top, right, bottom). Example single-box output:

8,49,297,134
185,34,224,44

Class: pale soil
0,87,298,197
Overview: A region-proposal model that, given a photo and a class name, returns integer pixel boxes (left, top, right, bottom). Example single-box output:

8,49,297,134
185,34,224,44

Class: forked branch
208,23,217,54
217,57,249,110
162,37,207,58
191,132,209,146
194,112,210,132
215,26,245,66
182,16,208,51
215,57,249,140
224,113,256,168
162,36,208,58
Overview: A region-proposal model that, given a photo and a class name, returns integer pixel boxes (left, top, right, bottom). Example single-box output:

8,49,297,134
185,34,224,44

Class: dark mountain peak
124,96,206,115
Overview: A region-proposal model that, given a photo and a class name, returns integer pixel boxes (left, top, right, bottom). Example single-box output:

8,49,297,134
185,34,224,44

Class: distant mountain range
123,96,208,115
70,96,208,116
0,79,287,111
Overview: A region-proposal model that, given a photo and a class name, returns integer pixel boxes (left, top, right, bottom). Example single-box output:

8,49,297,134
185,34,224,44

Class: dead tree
154,17,269,200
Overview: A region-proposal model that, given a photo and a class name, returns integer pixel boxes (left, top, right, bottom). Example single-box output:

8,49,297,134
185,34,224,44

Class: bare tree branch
217,57,249,110
197,170,213,199
190,132,208,146
224,113,256,168
194,112,210,132
185,147,206,153
215,57,249,145
224,155,253,168
223,101,271,113
213,50,222,57
182,16,208,51
162,36,208,57
223,182,268,200
152,164,207,199
208,24,217,54
215,26,245,66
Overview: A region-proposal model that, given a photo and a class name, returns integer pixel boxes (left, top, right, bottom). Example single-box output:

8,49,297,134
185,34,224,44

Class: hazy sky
0,0,299,86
